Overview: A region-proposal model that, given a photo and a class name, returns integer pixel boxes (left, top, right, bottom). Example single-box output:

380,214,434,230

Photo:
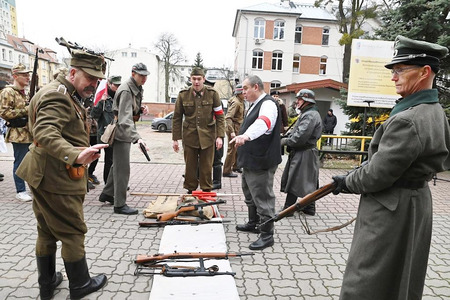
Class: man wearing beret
99,63,149,214
172,67,225,192
91,75,121,184
16,50,109,299
333,36,450,299
0,64,34,202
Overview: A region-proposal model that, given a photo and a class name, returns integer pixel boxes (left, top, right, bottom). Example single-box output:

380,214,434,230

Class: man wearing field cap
223,84,245,178
0,63,33,202
17,49,109,300
333,36,450,299
172,67,225,193
99,63,149,215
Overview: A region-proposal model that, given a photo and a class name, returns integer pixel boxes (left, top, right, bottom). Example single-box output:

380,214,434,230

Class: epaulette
179,88,190,93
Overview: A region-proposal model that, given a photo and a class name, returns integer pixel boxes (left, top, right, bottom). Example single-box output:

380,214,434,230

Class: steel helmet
296,89,316,103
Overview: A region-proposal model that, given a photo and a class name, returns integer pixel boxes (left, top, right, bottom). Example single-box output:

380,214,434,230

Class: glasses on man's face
390,66,420,76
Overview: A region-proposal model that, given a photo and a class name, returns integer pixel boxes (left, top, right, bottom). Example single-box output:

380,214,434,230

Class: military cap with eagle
385,35,449,73
70,49,106,79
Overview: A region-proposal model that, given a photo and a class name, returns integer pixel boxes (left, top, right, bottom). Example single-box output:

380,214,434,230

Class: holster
7,117,28,128
65,164,86,180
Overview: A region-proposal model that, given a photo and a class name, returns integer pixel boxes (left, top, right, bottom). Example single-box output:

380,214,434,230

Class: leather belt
393,178,427,189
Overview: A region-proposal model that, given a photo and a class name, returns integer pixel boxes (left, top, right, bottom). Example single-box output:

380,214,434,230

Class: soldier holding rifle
16,49,108,300
332,36,450,299
231,75,282,250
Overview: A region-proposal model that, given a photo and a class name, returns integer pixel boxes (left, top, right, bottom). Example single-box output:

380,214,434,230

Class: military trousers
103,140,131,207
223,133,238,174
241,166,277,221
183,144,214,191
31,186,87,262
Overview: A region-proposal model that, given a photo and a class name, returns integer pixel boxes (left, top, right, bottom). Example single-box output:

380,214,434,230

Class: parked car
151,112,173,132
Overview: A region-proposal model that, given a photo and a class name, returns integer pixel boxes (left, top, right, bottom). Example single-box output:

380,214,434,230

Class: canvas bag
100,116,117,146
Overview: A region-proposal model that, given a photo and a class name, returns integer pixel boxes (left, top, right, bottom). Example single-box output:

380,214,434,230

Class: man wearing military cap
91,75,121,183
99,63,149,215
16,49,109,299
333,36,450,299
223,84,245,178
0,63,33,202
172,67,225,193
280,89,322,217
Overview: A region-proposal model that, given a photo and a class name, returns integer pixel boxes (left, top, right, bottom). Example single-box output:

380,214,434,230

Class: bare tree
154,33,185,103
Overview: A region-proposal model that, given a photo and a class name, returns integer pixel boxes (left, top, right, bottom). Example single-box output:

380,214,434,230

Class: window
270,81,281,89
8,50,12,61
1,49,5,60
252,50,263,70
273,20,285,40
295,25,302,43
322,27,330,45
131,52,137,57
272,51,283,71
320,56,328,75
121,52,127,57
254,18,265,39
293,54,300,73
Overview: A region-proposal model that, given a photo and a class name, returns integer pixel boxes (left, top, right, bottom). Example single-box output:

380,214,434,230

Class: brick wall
145,103,175,119
300,56,320,74
263,51,272,70
265,20,274,40
302,26,323,45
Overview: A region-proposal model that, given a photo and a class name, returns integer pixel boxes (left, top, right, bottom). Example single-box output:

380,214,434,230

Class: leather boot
64,254,107,300
236,206,260,233
212,165,222,190
249,221,274,250
37,254,63,300
302,202,316,216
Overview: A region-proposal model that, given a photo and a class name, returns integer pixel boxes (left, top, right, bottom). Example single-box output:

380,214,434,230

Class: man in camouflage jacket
0,64,33,201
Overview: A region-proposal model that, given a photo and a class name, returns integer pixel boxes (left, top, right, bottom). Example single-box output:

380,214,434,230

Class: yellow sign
347,39,398,108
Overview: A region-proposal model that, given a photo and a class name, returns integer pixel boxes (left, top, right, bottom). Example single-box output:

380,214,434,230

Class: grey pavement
0,133,449,299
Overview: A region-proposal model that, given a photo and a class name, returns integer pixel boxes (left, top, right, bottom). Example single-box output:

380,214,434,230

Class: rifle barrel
135,252,254,264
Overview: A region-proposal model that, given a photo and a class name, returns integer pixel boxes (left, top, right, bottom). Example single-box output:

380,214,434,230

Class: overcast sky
15,0,278,68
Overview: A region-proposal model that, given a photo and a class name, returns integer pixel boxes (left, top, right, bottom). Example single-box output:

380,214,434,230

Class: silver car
151,112,173,132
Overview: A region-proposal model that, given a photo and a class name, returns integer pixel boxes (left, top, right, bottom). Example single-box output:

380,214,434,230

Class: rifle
156,199,226,221
139,219,230,227
135,251,254,265
131,191,240,198
258,182,337,228
139,142,151,161
55,37,114,61
29,47,44,100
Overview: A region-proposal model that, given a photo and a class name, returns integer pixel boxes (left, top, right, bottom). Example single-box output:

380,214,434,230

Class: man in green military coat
333,36,450,300
16,50,109,300
172,68,225,192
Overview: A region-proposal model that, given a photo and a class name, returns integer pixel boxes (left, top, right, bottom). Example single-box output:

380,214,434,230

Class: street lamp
362,100,374,136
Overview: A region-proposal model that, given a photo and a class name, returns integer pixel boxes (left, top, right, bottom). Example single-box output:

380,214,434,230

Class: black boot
236,206,260,233
37,254,63,300
212,165,222,190
249,221,274,250
302,202,316,216
64,255,107,299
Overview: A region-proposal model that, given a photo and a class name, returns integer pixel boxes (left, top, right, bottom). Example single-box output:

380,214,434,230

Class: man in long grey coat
333,36,450,300
280,89,322,216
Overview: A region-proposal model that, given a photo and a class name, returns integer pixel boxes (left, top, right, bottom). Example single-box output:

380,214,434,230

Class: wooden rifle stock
156,199,226,221
135,251,254,264
259,182,337,227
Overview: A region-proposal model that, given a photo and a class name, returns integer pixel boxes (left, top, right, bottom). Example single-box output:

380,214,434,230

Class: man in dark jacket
323,109,337,134
231,75,282,250
333,36,450,300
91,75,121,183
280,89,322,216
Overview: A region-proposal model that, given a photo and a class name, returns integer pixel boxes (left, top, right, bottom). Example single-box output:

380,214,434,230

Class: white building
105,45,161,103
233,1,350,134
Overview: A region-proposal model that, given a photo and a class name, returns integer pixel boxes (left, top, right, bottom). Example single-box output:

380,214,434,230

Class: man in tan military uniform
172,68,225,192
223,84,245,177
16,50,108,300
0,64,33,202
